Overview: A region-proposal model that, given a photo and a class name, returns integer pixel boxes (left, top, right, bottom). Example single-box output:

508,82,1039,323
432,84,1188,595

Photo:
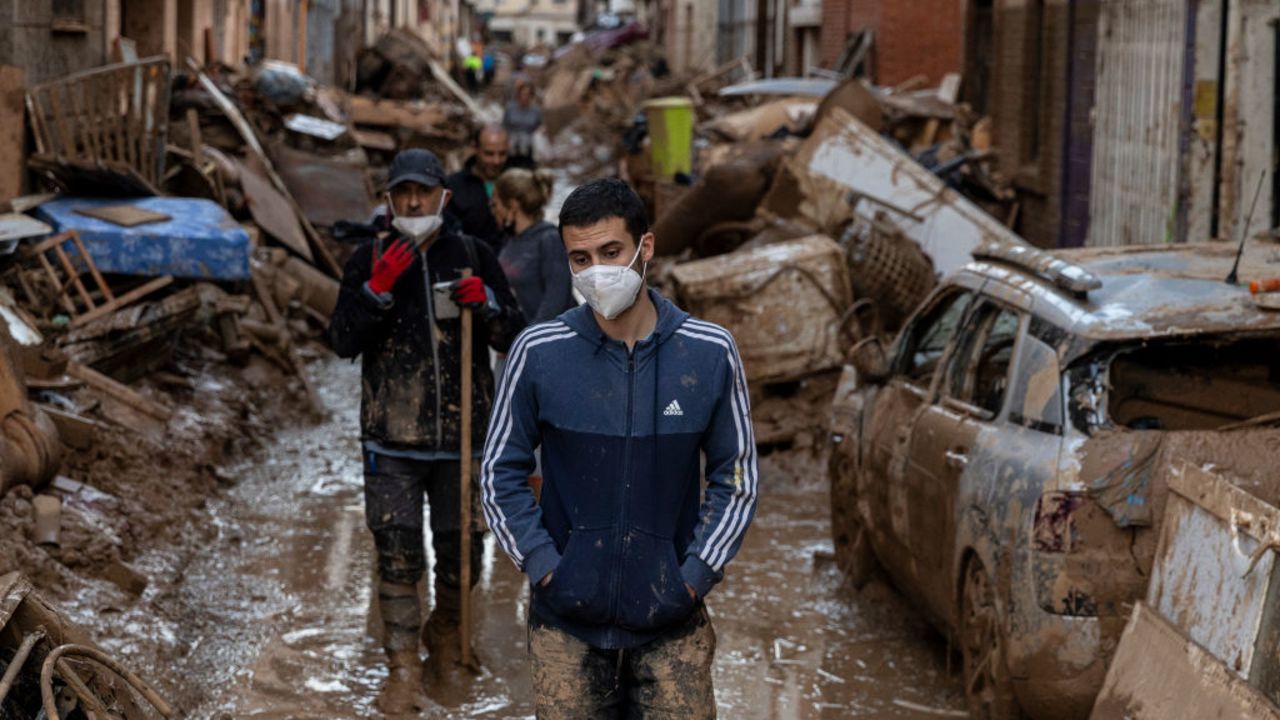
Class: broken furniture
34,197,252,282
17,230,173,329
0,572,176,719
25,58,171,196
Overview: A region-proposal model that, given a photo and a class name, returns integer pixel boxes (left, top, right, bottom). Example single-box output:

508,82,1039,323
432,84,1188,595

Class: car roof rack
971,242,1102,296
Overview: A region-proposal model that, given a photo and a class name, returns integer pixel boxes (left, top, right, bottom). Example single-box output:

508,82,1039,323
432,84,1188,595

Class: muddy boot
376,650,428,715
423,581,478,693
376,581,429,714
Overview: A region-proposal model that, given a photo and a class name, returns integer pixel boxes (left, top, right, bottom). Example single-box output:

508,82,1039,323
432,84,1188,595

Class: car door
861,287,978,582
904,299,1022,620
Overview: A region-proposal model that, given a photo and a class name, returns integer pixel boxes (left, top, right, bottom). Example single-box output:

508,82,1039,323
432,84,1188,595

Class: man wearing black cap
328,149,525,712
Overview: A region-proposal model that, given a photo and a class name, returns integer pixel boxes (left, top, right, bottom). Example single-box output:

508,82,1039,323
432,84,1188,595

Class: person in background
464,36,484,93
482,49,496,88
445,124,511,253
493,168,573,324
503,80,543,169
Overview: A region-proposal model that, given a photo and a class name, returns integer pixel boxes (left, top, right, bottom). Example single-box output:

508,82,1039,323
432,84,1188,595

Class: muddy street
85,357,960,718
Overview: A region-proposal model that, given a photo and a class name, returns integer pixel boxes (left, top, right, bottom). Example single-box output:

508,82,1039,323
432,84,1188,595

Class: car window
895,290,974,387
945,303,1021,416
1008,334,1064,433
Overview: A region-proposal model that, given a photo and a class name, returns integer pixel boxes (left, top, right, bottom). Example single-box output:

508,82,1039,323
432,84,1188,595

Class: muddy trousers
363,453,482,657
529,606,717,720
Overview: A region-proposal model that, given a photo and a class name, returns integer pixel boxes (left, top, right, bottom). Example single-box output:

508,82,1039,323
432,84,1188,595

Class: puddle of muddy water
65,357,963,719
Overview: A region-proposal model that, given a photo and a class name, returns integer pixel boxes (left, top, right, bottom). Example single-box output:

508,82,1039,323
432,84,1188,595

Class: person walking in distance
503,80,543,169
482,178,758,718
327,149,525,713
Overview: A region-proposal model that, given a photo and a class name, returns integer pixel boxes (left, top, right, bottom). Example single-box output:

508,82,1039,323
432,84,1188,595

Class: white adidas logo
663,399,684,417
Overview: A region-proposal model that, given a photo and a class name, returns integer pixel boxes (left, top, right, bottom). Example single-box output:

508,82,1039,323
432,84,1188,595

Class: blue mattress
35,197,252,281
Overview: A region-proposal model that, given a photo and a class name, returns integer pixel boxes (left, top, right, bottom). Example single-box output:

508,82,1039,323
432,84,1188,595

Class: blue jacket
481,290,759,649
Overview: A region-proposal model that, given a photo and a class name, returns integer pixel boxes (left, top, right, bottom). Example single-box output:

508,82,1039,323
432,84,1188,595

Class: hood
559,288,688,355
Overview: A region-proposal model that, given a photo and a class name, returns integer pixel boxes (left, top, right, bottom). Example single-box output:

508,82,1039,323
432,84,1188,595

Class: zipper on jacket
610,348,637,625
421,253,444,448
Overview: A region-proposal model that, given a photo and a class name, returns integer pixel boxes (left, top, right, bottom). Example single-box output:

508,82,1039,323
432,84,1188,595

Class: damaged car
828,241,1280,719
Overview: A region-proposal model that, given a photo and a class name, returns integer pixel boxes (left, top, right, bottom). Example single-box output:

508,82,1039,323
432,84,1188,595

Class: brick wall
820,0,961,86
878,0,962,86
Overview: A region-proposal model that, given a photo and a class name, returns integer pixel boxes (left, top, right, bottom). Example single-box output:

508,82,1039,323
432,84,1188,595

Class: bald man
445,124,511,253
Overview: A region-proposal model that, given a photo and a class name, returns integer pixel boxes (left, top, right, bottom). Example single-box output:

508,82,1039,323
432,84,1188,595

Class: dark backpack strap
463,234,479,270
461,233,479,275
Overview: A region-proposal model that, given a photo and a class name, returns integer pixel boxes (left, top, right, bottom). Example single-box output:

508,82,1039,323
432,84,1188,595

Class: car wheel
828,440,876,588
960,557,1023,720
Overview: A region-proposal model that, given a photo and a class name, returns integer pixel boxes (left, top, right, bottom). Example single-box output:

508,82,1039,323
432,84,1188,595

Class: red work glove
450,276,488,309
368,239,414,295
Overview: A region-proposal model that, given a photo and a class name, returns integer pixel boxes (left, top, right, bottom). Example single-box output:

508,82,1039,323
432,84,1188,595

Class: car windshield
1069,334,1280,432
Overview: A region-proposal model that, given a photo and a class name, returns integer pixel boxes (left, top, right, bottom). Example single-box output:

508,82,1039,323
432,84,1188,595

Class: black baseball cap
386,148,446,190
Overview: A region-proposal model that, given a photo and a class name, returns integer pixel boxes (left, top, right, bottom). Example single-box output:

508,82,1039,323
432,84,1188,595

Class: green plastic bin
644,97,695,179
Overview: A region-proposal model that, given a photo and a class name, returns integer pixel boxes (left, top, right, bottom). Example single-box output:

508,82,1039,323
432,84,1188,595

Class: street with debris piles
1,2,1280,719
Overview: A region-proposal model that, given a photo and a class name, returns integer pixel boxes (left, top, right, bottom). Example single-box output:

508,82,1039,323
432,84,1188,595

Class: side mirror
848,337,890,384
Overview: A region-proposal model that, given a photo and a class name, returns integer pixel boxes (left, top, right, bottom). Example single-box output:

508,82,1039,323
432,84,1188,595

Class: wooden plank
66,362,172,422
0,65,24,202
69,275,173,329
74,204,171,227
37,404,101,451
34,252,78,315
70,231,114,303
189,60,341,277
51,245,97,311
233,158,313,262
348,95,450,134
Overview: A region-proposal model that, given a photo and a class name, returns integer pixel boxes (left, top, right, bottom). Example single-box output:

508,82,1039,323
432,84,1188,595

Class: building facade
819,0,964,86
982,0,1279,249
485,0,579,46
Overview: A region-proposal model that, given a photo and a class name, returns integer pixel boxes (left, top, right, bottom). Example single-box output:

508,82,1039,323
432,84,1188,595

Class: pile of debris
626,73,1026,462
0,30,483,714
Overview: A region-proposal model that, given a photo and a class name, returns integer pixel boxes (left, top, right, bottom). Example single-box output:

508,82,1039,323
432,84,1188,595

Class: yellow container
644,97,695,179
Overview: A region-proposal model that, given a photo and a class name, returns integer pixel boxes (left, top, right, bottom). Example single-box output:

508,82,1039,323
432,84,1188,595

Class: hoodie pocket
537,528,614,626
616,529,696,632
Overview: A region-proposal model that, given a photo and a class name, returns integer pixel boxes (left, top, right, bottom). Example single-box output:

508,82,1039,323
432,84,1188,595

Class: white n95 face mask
390,192,448,244
392,214,443,244
571,242,646,320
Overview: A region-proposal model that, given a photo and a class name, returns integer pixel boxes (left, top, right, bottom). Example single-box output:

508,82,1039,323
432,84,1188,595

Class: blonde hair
495,168,556,217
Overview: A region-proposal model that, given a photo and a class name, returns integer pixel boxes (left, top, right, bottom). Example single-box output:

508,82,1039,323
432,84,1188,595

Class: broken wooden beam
66,362,172,422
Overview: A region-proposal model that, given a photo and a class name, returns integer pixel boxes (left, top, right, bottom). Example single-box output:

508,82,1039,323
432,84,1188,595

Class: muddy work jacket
481,290,759,649
328,222,524,454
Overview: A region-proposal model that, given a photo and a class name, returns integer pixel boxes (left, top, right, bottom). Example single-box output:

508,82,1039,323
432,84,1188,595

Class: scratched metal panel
1148,465,1280,681
1086,0,1188,247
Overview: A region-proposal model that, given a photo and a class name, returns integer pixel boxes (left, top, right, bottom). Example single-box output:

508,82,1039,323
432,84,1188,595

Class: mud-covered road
94,357,965,718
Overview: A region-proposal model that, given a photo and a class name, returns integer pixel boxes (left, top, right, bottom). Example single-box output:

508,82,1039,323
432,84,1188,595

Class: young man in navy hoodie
481,179,759,718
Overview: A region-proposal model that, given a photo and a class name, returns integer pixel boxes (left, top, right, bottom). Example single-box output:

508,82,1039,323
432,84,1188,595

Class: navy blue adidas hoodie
481,289,759,649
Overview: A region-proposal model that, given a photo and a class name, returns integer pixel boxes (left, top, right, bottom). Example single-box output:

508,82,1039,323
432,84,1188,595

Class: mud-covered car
828,242,1280,719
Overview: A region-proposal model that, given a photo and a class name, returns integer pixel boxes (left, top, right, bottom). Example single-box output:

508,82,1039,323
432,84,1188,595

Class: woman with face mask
492,168,576,324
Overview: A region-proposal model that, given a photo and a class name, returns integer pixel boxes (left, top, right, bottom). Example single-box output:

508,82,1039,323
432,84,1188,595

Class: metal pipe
0,628,46,703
